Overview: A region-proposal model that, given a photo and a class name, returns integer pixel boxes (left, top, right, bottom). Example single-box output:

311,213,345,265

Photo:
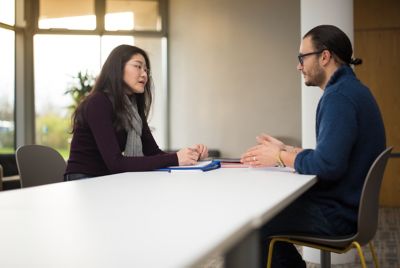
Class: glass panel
100,36,166,148
134,37,167,148
34,34,166,157
105,0,161,31
34,35,100,158
39,0,95,30
100,35,134,65
0,0,15,25
0,28,15,153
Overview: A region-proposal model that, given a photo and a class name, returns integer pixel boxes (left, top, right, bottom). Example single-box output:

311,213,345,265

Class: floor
306,207,400,268
198,207,400,268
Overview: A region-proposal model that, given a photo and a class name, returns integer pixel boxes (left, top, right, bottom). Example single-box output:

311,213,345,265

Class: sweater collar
325,65,355,88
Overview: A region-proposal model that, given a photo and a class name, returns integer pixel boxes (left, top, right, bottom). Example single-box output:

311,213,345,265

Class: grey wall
169,0,301,157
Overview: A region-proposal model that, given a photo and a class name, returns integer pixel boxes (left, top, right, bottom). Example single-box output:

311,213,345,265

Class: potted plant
65,70,95,112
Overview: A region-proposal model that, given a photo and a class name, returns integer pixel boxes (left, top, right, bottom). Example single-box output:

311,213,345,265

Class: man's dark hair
304,25,362,66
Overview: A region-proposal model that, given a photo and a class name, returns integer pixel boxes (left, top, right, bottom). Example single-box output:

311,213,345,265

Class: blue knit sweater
294,65,386,227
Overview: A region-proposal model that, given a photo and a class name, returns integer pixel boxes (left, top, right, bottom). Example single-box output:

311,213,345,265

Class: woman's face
123,53,148,94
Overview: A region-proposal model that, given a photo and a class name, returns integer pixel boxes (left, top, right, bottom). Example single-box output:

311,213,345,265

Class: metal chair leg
266,239,277,268
353,242,367,268
320,250,331,268
369,241,380,268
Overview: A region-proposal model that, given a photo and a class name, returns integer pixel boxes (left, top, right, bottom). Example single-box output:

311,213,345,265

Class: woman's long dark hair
72,45,153,132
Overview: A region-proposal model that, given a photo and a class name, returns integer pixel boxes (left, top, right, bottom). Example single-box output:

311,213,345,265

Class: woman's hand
192,144,209,160
177,148,200,166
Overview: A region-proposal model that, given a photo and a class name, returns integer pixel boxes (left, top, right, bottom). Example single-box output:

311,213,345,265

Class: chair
16,145,66,188
267,147,393,268
0,164,3,190
0,154,21,190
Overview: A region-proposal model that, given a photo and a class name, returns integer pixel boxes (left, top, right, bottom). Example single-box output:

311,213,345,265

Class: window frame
10,0,169,150
0,0,17,152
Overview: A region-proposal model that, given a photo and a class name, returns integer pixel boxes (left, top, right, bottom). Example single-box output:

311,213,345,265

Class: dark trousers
64,173,93,181
259,195,355,268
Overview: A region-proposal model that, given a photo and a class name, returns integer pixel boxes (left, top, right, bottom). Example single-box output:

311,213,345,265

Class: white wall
300,0,354,149
169,0,301,157
300,0,355,264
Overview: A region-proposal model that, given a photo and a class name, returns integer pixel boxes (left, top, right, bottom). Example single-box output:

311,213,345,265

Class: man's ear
320,50,332,66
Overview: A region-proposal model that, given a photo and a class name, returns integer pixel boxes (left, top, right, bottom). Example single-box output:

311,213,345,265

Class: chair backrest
0,164,3,191
357,147,393,245
16,145,66,188
0,154,18,176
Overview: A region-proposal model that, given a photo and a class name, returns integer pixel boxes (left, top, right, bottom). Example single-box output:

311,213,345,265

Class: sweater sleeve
85,93,178,173
141,121,165,156
294,92,358,181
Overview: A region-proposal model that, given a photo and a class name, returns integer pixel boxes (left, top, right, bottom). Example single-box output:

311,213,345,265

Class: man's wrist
275,150,286,167
284,145,301,154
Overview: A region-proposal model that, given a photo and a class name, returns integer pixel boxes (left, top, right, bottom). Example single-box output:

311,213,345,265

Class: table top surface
0,167,316,268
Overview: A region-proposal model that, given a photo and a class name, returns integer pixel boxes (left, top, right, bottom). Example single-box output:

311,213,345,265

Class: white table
0,167,316,268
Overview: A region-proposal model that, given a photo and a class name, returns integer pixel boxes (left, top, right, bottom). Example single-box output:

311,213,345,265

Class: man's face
297,36,326,88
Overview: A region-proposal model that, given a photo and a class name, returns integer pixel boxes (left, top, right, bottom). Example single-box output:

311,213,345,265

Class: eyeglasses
297,50,325,65
127,63,150,74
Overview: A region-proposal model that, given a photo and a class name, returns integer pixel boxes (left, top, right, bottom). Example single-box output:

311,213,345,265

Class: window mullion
95,0,105,34
15,0,37,147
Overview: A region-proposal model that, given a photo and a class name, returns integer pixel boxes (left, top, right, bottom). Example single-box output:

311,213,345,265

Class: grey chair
0,164,3,190
16,145,66,188
0,154,22,190
267,147,393,268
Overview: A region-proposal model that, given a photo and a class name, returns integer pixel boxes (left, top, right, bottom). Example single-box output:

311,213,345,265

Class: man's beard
305,65,325,88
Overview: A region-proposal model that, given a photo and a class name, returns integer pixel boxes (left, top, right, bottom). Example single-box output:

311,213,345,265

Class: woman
65,45,208,180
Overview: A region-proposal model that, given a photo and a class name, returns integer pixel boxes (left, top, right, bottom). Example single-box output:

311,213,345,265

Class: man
241,25,386,267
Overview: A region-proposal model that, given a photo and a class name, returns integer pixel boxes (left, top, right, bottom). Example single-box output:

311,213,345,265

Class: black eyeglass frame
297,50,325,65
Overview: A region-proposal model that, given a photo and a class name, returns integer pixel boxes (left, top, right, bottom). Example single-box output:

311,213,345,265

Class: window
39,0,96,30
34,35,100,156
100,35,135,64
0,0,16,153
32,0,167,157
2,1,167,157
0,0,15,25
133,36,167,147
105,0,161,31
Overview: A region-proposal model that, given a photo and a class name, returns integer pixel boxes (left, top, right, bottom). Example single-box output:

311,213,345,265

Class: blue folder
157,160,221,172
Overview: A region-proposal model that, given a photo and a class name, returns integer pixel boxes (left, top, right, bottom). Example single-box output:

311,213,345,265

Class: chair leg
369,241,380,268
353,242,368,268
266,239,277,268
320,250,331,268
